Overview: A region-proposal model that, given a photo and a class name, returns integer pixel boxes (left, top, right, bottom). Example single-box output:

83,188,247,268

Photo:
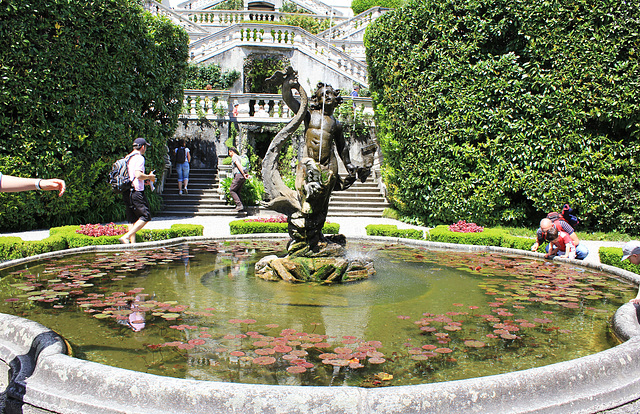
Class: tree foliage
184,63,240,89
352,0,404,15
0,0,189,231
365,0,640,233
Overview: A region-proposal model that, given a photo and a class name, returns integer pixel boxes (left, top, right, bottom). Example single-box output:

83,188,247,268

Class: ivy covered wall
0,0,189,231
365,0,640,232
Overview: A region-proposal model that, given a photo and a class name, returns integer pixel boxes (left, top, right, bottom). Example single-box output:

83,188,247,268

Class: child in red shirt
544,227,576,259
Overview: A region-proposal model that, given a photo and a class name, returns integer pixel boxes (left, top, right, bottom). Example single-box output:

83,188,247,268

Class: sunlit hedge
599,247,640,275
0,0,189,231
229,220,339,235
0,224,203,260
365,0,640,232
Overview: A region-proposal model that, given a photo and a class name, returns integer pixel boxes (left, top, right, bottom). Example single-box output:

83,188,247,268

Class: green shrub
365,224,424,239
184,63,239,90
427,226,504,246
352,0,404,15
138,224,204,241
365,0,640,233
0,224,203,260
230,220,339,235
599,247,640,275
221,176,265,206
0,0,189,232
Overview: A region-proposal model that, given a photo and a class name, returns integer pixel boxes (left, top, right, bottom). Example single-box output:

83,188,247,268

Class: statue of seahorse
261,67,308,216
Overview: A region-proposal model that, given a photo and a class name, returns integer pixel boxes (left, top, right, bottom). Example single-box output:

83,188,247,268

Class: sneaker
184,187,188,194
179,190,183,195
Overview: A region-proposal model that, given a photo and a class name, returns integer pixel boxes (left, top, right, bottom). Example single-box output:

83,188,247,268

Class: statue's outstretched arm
267,66,300,114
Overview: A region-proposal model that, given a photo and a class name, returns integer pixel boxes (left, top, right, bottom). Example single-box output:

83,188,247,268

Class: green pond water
0,240,634,387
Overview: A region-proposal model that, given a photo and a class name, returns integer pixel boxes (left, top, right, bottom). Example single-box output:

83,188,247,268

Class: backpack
175,147,186,164
561,204,579,228
108,154,134,194
240,155,250,173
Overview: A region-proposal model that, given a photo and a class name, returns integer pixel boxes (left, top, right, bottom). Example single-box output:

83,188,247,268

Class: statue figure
257,67,375,283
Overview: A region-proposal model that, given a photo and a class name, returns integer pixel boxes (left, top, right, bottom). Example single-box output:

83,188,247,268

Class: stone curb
0,236,639,414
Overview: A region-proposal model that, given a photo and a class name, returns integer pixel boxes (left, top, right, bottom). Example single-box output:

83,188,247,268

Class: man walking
228,147,248,213
120,138,156,244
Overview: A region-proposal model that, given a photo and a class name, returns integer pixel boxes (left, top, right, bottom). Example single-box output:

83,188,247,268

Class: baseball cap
133,138,151,147
621,241,640,261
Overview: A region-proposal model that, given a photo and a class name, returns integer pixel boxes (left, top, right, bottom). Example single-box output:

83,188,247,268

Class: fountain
0,238,640,412
256,67,376,283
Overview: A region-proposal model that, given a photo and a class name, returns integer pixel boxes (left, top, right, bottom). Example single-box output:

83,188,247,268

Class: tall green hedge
0,0,189,231
365,0,640,233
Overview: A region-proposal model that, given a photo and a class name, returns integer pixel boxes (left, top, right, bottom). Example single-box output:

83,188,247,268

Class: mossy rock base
255,255,375,284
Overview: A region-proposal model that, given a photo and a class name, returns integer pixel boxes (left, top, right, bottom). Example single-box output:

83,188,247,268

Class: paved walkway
0,213,623,265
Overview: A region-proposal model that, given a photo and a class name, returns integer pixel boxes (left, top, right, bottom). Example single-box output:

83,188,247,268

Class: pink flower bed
76,223,127,237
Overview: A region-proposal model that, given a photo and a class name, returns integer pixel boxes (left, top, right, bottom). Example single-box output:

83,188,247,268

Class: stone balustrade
317,7,389,41
144,0,209,36
178,10,347,28
181,90,374,121
189,23,369,86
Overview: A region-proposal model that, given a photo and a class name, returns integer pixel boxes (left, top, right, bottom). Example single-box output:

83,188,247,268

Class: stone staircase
328,175,390,217
159,168,238,216
159,168,390,217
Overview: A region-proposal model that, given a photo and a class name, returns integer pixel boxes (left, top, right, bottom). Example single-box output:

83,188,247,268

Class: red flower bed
76,223,127,237
448,220,483,233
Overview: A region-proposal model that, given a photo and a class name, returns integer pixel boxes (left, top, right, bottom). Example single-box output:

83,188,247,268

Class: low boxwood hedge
365,224,424,240
229,220,340,235
366,224,543,252
599,247,640,274
0,224,204,261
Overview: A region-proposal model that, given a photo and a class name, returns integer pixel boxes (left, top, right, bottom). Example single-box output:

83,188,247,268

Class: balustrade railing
144,0,209,35
318,7,389,41
181,90,374,120
178,10,346,28
189,23,369,86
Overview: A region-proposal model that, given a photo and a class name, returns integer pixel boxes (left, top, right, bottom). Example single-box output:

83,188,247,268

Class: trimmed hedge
365,223,542,252
229,220,339,235
428,226,540,252
0,224,203,260
599,247,640,275
365,0,640,232
365,224,424,239
0,0,189,231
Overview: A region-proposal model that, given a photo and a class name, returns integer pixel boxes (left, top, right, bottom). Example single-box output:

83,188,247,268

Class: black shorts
123,189,151,223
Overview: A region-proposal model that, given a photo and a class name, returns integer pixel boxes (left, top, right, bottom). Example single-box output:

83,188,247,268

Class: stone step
160,168,390,218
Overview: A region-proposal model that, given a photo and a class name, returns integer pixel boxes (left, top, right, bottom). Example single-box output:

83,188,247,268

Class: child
544,227,576,259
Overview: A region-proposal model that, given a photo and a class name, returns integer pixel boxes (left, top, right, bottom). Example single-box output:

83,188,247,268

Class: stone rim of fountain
1,235,639,414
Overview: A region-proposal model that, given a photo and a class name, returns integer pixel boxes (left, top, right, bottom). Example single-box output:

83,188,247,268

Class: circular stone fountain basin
1,235,640,414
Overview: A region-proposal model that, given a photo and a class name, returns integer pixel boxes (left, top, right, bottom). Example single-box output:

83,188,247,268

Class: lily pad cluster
0,241,633,387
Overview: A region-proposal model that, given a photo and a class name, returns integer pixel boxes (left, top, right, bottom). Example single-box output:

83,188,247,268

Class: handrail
317,6,390,41
189,23,369,86
143,0,209,35
180,90,374,121
177,10,347,28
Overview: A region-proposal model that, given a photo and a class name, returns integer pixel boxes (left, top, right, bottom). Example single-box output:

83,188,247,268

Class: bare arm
134,170,156,182
0,175,66,196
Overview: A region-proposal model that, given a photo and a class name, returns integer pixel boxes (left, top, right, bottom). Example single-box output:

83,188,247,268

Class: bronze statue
257,67,374,283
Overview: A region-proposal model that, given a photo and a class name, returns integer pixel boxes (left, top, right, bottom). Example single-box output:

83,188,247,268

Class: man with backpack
530,216,589,260
174,140,191,195
119,138,156,244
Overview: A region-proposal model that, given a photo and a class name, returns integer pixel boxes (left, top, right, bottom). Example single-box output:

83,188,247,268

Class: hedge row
366,224,542,252
0,0,189,231
229,220,339,235
0,224,203,261
365,224,423,240
599,247,640,275
365,0,640,232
